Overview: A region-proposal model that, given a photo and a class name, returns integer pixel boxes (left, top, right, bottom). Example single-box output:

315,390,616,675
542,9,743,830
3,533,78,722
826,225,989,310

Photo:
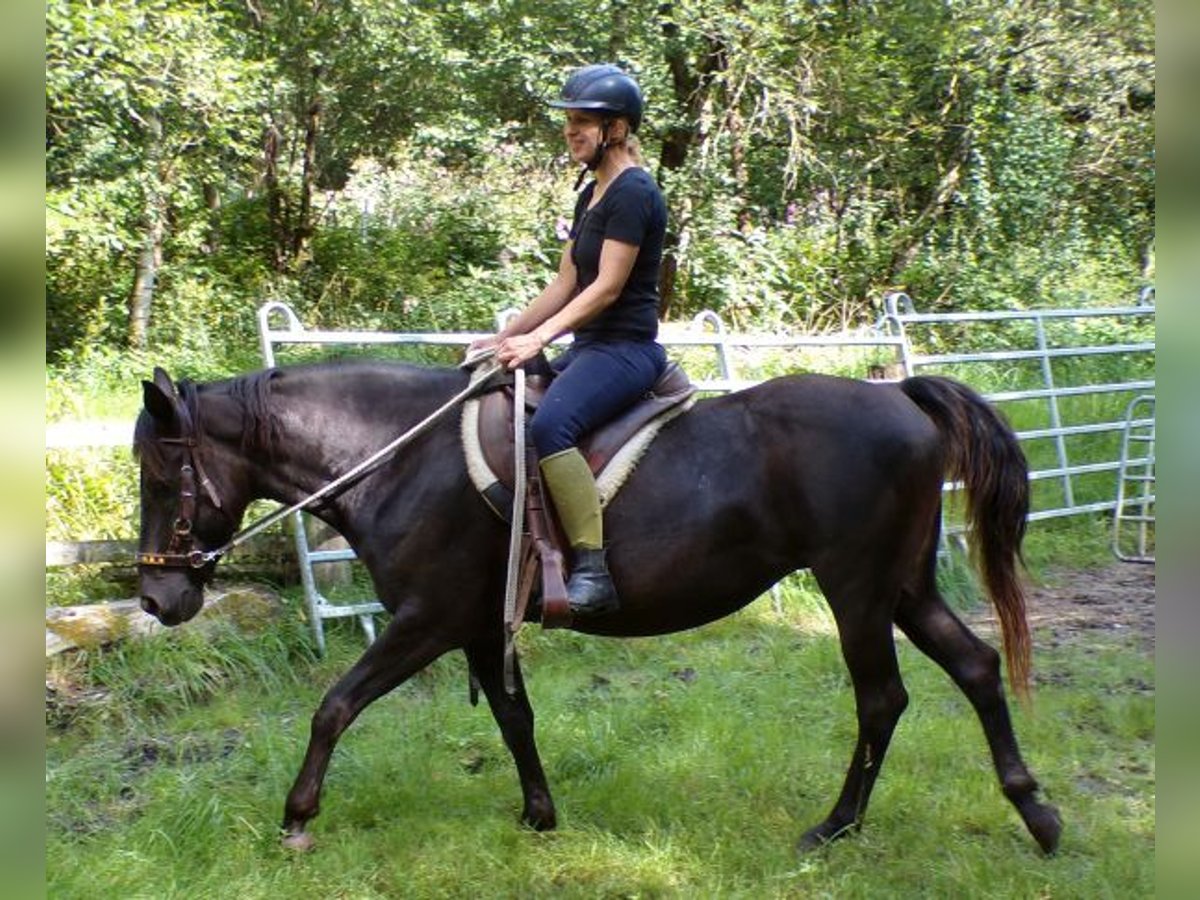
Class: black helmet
548,64,644,133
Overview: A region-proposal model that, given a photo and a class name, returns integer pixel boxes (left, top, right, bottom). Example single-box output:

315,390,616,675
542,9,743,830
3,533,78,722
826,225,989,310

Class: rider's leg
530,340,666,618
539,446,616,616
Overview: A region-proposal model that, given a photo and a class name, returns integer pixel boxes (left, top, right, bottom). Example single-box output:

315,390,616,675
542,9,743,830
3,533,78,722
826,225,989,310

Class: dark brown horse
134,361,1061,854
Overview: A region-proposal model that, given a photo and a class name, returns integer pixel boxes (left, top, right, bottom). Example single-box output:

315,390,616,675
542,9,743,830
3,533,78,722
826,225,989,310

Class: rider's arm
496,238,637,369
530,238,637,343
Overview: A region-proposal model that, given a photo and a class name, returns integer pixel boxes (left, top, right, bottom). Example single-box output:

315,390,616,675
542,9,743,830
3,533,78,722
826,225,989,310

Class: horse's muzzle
139,577,204,627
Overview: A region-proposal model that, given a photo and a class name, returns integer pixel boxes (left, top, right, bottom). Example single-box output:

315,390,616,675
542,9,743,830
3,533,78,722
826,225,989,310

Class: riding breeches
530,339,668,459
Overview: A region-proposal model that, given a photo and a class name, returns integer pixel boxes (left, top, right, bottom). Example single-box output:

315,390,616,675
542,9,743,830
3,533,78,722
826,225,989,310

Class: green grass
46,554,1154,899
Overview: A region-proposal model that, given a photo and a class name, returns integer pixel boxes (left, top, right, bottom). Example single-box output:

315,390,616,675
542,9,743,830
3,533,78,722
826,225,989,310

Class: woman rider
470,64,669,621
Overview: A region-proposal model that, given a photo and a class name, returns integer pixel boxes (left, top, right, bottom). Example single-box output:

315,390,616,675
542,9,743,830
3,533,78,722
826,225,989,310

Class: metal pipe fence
46,294,1154,650
253,296,1153,648
878,292,1155,523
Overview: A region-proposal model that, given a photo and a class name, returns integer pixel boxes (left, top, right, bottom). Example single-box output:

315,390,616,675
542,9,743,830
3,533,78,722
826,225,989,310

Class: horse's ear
143,368,178,422
152,366,176,397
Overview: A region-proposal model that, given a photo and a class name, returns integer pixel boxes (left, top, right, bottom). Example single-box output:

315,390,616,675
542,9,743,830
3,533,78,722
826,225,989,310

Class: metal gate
1112,395,1156,562
257,293,1154,651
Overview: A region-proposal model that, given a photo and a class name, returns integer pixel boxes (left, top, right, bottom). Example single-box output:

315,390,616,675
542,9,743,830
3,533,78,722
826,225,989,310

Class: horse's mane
134,361,461,474
133,368,284,476
230,368,284,458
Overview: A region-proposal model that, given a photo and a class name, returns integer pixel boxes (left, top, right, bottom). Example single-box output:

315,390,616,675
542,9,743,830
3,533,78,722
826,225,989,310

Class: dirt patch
969,562,1155,653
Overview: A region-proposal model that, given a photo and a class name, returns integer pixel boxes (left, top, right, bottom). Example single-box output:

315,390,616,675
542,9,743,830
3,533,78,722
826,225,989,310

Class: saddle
461,359,696,629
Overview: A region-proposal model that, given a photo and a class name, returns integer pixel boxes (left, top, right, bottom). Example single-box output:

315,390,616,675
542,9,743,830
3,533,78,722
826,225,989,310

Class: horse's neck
235,365,462,529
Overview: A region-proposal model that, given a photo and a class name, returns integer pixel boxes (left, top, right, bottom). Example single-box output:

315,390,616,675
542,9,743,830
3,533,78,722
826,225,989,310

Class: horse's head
134,367,236,626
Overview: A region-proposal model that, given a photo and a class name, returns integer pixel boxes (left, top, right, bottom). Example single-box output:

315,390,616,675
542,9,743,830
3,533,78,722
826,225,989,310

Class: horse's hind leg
281,612,454,850
464,632,557,830
799,574,910,851
895,583,1062,854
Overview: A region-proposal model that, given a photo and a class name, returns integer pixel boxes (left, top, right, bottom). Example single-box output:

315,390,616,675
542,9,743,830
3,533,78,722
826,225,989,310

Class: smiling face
562,110,625,164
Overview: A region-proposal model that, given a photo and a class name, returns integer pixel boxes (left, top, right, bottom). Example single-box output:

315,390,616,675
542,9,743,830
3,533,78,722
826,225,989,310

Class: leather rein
137,358,503,571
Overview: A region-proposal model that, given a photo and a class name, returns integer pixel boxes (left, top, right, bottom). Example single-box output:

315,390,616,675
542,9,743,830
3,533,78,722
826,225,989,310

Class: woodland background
46,0,1154,383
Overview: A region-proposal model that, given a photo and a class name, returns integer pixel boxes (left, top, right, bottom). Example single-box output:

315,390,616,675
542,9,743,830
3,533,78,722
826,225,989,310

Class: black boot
566,548,619,618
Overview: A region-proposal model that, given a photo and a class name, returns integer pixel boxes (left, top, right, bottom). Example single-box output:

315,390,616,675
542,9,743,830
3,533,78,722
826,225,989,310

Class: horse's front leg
282,612,453,851
465,631,557,830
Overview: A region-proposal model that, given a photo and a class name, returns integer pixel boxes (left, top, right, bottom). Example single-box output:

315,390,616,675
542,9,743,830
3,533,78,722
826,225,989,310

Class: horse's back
591,374,945,635
648,373,942,486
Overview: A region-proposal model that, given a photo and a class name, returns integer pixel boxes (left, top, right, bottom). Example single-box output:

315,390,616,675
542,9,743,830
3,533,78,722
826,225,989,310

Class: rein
139,358,503,570
502,366,527,695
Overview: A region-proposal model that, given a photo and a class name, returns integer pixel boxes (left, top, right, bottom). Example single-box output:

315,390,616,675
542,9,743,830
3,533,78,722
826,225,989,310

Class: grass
45,532,1154,899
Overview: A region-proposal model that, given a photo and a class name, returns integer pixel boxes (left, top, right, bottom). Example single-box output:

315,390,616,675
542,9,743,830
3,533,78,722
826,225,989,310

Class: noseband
137,382,224,570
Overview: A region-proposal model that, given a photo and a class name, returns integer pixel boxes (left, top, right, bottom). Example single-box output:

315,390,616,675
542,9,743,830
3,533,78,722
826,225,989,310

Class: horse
133,360,1062,855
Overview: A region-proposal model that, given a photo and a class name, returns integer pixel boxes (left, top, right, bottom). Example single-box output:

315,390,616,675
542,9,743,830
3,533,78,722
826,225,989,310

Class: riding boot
539,448,619,618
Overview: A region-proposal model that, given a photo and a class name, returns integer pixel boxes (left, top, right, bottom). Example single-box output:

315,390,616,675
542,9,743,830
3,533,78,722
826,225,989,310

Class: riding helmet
548,64,644,134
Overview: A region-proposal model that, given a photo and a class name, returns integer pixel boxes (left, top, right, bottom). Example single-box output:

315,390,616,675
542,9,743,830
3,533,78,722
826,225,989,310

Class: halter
136,382,225,570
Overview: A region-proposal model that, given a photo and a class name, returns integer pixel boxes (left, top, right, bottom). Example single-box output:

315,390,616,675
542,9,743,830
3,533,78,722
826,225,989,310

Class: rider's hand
496,332,547,370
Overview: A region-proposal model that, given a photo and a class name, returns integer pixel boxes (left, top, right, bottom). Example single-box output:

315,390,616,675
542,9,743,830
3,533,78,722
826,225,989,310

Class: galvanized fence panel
1112,395,1156,563
878,292,1155,523
256,296,1153,649
45,295,1154,651
256,302,910,649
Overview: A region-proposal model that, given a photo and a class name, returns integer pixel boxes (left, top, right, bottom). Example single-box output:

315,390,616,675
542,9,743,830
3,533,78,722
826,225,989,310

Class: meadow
46,539,1154,899
45,314,1155,897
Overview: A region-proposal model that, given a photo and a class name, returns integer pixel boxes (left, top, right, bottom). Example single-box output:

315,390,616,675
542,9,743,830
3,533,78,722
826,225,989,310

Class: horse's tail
900,375,1032,701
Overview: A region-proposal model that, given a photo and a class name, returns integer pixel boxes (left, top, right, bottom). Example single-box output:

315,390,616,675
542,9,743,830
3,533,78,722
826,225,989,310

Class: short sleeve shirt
569,168,668,342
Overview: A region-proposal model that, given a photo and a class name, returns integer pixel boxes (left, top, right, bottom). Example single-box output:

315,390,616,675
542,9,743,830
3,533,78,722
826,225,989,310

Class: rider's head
548,64,644,176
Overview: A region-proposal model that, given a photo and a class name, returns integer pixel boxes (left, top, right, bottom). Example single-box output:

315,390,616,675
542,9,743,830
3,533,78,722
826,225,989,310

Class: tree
47,0,264,348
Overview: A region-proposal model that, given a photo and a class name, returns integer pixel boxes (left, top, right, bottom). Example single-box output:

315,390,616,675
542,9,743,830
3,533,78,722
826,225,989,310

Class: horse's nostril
140,596,159,617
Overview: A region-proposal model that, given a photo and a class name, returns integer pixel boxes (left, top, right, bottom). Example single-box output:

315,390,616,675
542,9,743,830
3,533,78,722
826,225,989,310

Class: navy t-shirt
569,167,667,342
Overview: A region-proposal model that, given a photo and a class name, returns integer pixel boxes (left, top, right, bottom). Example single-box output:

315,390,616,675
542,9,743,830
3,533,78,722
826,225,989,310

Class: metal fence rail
879,292,1155,522
45,295,1153,651
1112,395,1156,562
255,301,910,650
255,295,1154,650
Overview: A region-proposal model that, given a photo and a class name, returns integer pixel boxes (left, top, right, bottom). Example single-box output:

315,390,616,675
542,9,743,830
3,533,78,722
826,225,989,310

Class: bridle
136,381,225,571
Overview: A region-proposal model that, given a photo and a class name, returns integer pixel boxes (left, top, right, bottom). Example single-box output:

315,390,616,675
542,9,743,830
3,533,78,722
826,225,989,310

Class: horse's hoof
1027,803,1063,855
521,804,557,832
519,789,557,832
281,830,316,852
796,820,855,853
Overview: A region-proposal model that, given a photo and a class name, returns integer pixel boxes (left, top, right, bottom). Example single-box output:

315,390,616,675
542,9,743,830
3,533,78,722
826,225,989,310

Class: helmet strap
573,119,613,190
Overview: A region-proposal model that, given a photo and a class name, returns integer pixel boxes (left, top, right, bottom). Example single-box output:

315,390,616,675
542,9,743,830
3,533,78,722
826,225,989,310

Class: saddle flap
581,362,694,473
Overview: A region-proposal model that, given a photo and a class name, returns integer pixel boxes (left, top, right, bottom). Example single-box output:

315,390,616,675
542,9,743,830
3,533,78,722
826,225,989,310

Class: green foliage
47,611,314,734
46,447,138,543
46,0,1154,370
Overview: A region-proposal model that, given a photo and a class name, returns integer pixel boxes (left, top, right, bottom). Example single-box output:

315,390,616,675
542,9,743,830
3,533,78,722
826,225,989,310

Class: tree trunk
293,92,322,263
264,121,288,272
126,110,165,348
727,101,751,232
202,182,221,254
126,210,163,349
